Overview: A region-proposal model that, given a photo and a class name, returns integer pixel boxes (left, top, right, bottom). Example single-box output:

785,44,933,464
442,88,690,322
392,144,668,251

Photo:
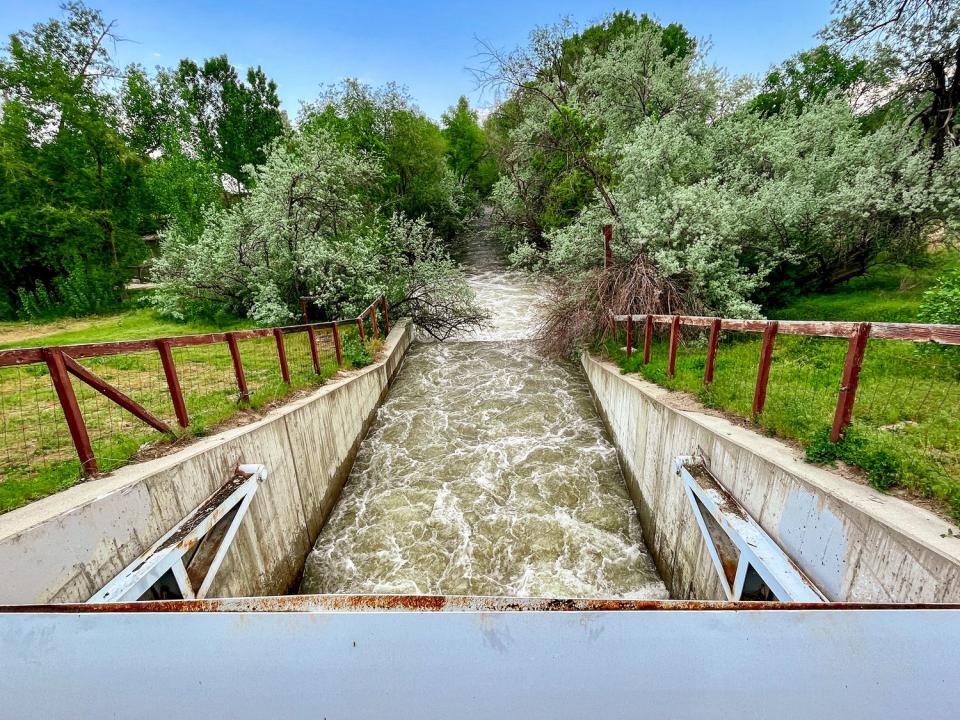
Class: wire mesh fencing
72,351,177,473
171,342,239,433
762,335,849,442
0,364,75,480
853,340,960,507
0,295,389,513
612,313,960,518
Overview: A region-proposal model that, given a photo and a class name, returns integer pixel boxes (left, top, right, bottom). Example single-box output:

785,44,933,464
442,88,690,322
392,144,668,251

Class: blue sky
0,1,834,120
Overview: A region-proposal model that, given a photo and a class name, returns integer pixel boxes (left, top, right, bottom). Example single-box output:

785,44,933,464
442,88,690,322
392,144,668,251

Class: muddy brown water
300,229,666,599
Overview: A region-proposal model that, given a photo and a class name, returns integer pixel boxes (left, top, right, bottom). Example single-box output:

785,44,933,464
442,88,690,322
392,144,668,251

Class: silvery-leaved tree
482,11,959,355
151,129,488,338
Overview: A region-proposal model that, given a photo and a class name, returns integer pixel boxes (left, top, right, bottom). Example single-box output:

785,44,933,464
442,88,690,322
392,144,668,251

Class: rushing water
300,227,666,599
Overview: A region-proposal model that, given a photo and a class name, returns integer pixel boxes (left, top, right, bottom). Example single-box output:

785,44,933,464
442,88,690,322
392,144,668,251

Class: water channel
300,226,666,598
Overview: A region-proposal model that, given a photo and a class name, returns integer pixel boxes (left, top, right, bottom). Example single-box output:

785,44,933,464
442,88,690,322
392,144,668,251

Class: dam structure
1,228,960,717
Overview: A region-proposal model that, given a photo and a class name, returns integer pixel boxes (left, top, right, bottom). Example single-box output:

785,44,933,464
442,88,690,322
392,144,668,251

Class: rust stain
157,467,252,553
3,594,958,614
687,463,747,520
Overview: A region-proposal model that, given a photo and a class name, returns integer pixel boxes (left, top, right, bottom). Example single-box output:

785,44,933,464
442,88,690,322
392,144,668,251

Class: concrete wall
0,320,413,604
583,353,960,602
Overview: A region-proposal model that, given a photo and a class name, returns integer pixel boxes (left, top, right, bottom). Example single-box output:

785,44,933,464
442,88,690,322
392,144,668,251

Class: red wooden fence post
625,316,633,358
704,318,722,387
370,304,380,339
306,326,322,375
603,224,613,269
226,333,250,401
273,329,291,385
156,340,189,428
752,321,779,417
643,315,653,365
831,322,872,442
43,347,97,475
332,322,343,367
667,316,681,377
381,296,390,334
356,317,366,341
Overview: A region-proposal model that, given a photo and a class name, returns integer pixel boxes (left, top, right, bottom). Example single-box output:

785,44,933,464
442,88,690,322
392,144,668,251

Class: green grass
609,252,960,522
768,251,960,323
0,308,253,350
0,300,380,514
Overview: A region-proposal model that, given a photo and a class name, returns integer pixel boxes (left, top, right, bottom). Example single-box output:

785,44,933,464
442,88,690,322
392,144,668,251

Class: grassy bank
607,253,960,522
0,301,378,513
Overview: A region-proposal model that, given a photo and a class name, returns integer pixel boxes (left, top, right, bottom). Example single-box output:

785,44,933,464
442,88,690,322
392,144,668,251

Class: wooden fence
611,313,960,442
0,296,389,477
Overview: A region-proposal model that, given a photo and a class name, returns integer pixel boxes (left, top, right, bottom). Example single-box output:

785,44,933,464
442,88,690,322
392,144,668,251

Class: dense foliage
0,3,494,331
299,81,464,238
152,127,487,337
442,96,498,212
480,8,960,351
0,3,286,319
4,1,959,342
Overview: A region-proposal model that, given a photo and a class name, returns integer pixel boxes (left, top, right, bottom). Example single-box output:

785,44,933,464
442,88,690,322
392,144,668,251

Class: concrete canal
300,227,667,598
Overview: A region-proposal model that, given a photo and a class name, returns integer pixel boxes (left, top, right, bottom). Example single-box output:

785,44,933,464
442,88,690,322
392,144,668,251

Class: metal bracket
89,464,267,603
674,456,825,602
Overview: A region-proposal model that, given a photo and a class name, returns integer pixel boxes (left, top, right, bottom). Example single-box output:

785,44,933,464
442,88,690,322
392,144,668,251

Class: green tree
152,130,486,337
0,2,149,316
300,80,463,236
478,13,707,249
175,55,285,185
749,45,874,117
442,96,497,205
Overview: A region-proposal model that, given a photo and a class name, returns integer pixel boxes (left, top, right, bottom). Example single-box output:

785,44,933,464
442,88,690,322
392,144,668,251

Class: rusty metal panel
1,605,958,718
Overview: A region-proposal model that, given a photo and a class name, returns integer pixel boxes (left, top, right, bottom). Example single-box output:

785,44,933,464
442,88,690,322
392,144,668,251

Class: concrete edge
583,352,960,568
0,319,413,539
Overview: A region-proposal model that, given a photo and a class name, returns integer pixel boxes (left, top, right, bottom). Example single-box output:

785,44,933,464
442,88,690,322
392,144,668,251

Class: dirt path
0,318,108,347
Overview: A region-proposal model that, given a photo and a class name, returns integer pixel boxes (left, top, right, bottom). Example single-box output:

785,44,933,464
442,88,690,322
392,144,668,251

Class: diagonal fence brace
62,353,173,435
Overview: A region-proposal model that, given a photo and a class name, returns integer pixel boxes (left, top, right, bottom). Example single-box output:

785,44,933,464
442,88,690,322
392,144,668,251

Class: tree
152,129,486,337
823,0,960,161
441,96,497,206
300,80,463,236
175,55,285,185
0,2,149,316
477,13,710,250
750,45,874,117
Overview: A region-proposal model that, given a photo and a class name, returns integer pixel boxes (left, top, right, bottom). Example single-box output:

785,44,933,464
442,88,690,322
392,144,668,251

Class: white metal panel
88,464,266,603
1,606,958,719
675,456,826,602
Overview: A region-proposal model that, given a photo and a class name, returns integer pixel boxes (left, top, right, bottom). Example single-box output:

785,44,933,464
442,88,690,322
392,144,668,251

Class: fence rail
0,296,389,482
611,313,960,443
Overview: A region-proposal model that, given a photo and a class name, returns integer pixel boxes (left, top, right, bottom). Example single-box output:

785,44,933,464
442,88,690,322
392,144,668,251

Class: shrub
0,296,14,320
341,335,373,367
54,262,119,317
918,266,960,372
16,282,58,321
919,266,960,325
805,425,901,492
16,262,120,321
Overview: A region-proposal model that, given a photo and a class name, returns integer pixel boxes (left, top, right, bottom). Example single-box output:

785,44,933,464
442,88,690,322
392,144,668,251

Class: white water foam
300,229,667,599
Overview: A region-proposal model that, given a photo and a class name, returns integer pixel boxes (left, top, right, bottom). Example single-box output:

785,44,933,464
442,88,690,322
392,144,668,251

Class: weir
2,229,960,718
